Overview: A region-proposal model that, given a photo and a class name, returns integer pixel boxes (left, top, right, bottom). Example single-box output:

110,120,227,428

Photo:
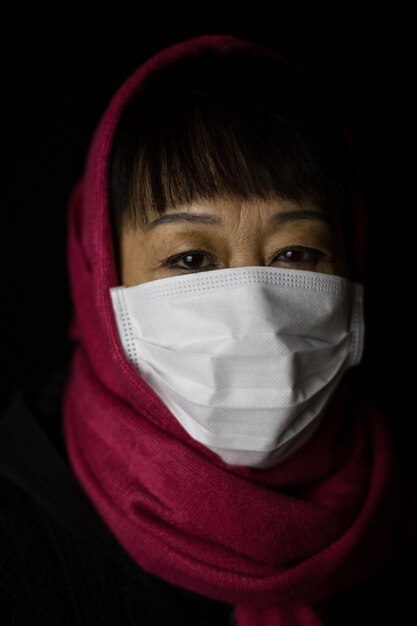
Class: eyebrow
145,212,222,230
145,208,331,230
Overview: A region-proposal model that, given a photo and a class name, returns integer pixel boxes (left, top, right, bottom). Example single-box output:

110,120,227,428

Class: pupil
184,253,203,268
284,249,302,261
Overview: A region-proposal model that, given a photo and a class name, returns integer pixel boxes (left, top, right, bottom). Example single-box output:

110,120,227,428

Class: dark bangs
109,48,358,240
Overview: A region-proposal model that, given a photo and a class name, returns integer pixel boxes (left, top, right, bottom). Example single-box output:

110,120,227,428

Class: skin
119,195,350,286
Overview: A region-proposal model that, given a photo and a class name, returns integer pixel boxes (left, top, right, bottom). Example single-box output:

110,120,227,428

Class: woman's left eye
273,247,325,265
163,250,217,272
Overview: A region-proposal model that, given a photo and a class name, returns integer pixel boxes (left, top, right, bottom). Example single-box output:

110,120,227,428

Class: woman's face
119,196,349,286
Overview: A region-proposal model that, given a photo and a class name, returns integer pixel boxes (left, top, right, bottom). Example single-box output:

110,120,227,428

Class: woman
0,34,414,625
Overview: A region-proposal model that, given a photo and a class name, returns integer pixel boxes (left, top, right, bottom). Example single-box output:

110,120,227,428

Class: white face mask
110,266,364,468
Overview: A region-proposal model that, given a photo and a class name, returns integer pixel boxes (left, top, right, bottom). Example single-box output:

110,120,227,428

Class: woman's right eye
163,251,218,272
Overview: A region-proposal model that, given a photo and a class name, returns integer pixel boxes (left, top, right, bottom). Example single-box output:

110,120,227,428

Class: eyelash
161,247,326,273
273,247,326,264
161,250,218,272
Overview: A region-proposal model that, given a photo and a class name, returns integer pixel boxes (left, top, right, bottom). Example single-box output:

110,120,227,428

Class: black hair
109,46,359,261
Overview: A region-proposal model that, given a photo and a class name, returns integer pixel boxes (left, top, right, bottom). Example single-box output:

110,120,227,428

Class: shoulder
0,382,234,626
0,472,150,625
324,547,416,623
0,382,135,624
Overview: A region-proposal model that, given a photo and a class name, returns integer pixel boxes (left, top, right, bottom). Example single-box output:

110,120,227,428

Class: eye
273,247,326,265
163,250,218,272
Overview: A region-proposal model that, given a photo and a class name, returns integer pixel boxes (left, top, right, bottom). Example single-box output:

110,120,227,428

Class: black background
2,3,415,442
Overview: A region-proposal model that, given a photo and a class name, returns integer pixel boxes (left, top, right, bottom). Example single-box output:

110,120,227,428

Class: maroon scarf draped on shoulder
63,34,397,625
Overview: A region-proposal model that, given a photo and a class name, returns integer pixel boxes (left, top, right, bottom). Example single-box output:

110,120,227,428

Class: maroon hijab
63,34,397,625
